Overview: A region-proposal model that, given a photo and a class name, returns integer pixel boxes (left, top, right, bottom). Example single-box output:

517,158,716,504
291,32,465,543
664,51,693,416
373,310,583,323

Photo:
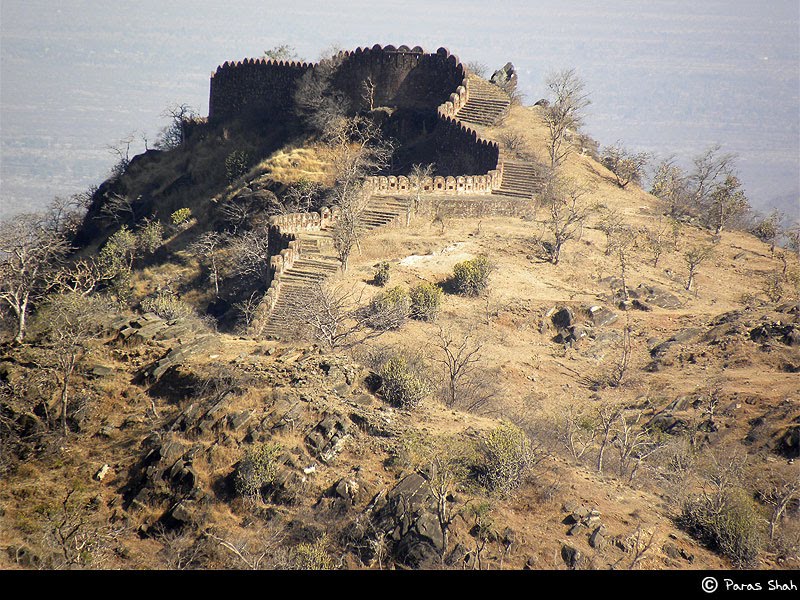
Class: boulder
588,305,618,327
561,544,581,569
489,62,517,94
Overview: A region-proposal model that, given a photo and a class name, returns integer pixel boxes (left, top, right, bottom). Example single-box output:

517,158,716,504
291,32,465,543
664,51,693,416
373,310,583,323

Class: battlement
208,44,501,183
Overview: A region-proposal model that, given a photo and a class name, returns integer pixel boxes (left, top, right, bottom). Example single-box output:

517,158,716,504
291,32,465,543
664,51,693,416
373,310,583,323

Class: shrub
234,442,283,504
140,290,195,321
225,150,251,184
294,533,335,570
409,282,443,321
136,219,164,254
373,261,390,287
99,226,138,276
366,286,411,330
170,208,192,227
679,489,764,567
478,422,534,497
379,356,428,409
452,255,492,296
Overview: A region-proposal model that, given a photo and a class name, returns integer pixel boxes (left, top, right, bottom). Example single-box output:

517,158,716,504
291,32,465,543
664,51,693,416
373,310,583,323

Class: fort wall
208,45,501,186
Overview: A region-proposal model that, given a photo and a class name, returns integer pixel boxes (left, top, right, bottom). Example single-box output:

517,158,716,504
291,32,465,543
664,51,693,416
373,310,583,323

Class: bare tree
325,116,394,270
705,173,750,236
295,283,372,350
190,232,227,296
596,206,626,256
263,44,300,61
228,230,272,285
750,210,783,257
601,142,650,189
613,411,666,484
429,326,485,411
155,103,198,150
642,219,673,267
539,175,592,265
541,68,591,168
556,405,596,461
37,293,109,436
683,244,713,292
595,403,623,473
650,156,690,217
755,467,800,544
294,53,349,134
689,144,737,211
0,212,71,343
409,163,435,221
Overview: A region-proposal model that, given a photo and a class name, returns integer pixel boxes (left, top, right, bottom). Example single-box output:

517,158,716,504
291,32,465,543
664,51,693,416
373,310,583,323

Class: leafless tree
683,244,713,292
228,230,272,285
601,142,650,189
155,103,198,150
539,174,592,265
556,405,596,461
409,163,435,220
596,206,626,256
0,212,71,343
755,466,800,544
689,144,737,211
541,68,591,168
595,403,623,473
294,283,372,350
294,53,349,134
429,326,488,411
37,293,109,436
190,232,227,296
642,220,673,267
650,156,690,217
705,173,750,236
750,210,783,257
263,44,300,61
613,411,666,484
99,192,138,225
325,116,394,270
106,132,137,179
361,77,377,111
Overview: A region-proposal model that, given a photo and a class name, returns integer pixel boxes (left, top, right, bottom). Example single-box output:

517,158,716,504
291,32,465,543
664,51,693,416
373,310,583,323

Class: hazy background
1,0,798,221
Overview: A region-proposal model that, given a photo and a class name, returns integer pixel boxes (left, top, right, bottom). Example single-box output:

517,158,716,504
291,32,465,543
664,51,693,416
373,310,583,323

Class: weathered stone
589,526,606,549
588,305,618,327
561,544,581,569
95,464,111,481
489,62,517,94
552,307,575,330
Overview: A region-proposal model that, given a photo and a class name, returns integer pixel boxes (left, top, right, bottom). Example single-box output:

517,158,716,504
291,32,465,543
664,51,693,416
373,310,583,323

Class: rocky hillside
0,74,798,572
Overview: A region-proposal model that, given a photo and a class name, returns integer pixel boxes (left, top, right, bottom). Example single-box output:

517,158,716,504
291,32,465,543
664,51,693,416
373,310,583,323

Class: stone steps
262,197,410,340
492,160,546,199
456,75,511,127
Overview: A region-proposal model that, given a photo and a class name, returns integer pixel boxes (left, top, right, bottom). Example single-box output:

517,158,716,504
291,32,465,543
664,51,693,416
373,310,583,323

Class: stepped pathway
456,75,512,127
261,196,410,340
491,160,546,200
454,76,544,199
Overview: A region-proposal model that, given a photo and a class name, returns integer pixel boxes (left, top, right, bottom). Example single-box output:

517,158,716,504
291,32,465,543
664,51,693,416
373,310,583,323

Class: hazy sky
1,0,798,220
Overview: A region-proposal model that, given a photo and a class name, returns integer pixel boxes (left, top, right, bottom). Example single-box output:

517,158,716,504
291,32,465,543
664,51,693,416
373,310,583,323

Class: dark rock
561,544,581,569
489,62,517,94
777,426,800,459
588,305,618,327
647,413,688,435
589,526,606,549
552,307,575,330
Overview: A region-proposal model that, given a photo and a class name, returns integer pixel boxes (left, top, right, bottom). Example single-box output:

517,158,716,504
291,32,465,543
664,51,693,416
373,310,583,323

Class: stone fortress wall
208,44,501,190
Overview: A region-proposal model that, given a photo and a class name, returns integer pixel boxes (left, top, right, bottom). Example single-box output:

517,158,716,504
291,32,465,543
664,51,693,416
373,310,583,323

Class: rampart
208,44,501,187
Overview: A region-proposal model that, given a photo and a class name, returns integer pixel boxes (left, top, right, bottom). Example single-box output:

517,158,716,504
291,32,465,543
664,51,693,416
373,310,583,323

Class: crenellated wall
250,207,338,335
209,58,313,121
208,44,502,188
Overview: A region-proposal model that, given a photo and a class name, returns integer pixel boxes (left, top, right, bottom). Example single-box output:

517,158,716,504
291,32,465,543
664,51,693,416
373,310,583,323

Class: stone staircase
492,160,546,199
260,196,410,340
456,75,511,127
